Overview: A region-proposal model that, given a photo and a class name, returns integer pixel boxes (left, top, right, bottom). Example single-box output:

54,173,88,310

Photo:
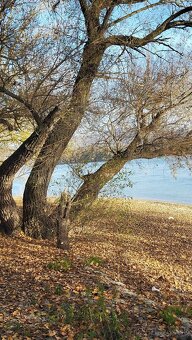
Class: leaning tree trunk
71,154,129,220
23,41,106,238
70,134,192,220
0,106,60,235
69,137,140,219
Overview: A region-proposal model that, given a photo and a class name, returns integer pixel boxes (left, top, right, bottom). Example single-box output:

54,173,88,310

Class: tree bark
57,192,71,250
71,155,128,219
23,41,106,238
0,106,60,235
0,176,20,235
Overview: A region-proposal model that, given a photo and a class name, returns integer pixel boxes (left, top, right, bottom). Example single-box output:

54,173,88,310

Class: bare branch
0,86,41,125
0,118,14,131
107,1,165,29
100,6,115,31
78,0,90,18
94,0,146,9
134,135,192,159
103,6,192,48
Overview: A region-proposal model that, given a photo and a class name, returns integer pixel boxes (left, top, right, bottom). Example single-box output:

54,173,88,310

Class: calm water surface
13,158,192,204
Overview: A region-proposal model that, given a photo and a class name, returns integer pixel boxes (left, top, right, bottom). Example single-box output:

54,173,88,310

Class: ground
0,199,192,339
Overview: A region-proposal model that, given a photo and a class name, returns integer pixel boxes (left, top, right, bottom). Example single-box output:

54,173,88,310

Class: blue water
13,158,192,204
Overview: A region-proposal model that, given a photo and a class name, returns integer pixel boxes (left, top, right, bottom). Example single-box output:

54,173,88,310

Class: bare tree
22,0,192,238
70,57,192,219
0,0,192,236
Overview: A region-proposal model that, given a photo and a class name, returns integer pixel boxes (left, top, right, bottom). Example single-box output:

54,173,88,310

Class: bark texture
0,176,20,235
0,106,60,235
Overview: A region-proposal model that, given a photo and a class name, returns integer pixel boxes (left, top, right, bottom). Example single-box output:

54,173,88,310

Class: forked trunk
0,106,60,235
23,42,105,238
70,138,140,219
23,141,66,238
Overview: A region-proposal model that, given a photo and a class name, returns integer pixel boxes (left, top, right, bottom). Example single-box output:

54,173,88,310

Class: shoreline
13,196,192,208
13,196,192,225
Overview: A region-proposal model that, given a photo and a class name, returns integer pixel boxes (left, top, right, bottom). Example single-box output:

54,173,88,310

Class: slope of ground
0,199,192,339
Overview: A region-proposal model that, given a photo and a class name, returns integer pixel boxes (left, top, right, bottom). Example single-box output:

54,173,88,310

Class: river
13,158,192,204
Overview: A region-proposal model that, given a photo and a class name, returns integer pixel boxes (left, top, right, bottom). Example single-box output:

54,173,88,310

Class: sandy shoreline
13,196,192,227
13,196,192,208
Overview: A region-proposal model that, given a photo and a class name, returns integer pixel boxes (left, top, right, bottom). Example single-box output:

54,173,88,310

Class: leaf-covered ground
0,199,192,339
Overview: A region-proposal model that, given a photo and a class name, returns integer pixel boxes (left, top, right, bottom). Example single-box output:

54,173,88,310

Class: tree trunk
57,192,71,250
0,106,60,235
23,41,106,237
71,155,129,220
0,176,20,235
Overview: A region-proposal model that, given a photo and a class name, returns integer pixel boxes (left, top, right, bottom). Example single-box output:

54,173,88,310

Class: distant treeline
60,145,111,163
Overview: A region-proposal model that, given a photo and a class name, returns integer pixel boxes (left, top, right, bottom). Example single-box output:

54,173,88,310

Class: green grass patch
47,257,71,272
55,284,64,295
85,256,105,267
160,305,186,326
160,309,176,326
